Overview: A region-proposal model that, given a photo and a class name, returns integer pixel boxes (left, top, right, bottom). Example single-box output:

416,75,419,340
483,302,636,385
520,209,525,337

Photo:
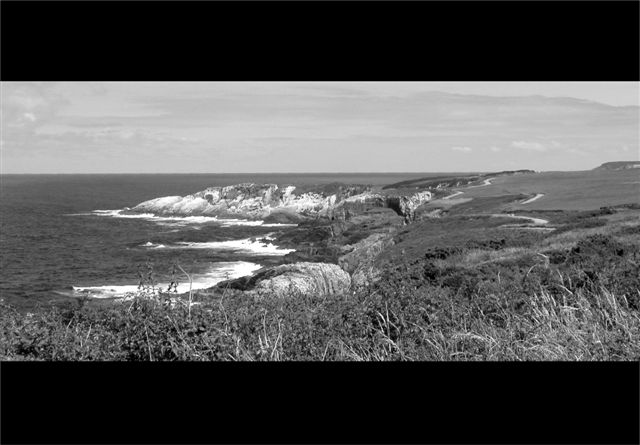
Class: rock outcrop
127,183,433,222
221,262,351,298
129,183,373,221
272,208,403,265
385,190,433,222
338,232,395,275
129,183,434,298
338,232,395,289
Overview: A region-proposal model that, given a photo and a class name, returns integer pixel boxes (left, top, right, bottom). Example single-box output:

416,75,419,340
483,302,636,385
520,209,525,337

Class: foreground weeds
2,270,638,361
2,209,639,361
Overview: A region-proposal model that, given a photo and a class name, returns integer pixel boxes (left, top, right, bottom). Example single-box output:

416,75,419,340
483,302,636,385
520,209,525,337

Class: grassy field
2,168,638,361
458,170,639,210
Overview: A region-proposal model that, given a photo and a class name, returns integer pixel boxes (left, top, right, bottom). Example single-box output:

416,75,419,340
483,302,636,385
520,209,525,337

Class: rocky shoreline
127,182,434,224
123,181,433,298
126,171,536,300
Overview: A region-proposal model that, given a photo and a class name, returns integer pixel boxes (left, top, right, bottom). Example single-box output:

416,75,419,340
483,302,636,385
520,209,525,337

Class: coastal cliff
593,161,640,171
127,182,434,298
128,182,433,223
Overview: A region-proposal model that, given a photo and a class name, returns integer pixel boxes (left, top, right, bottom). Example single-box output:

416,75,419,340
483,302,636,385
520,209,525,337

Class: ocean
0,173,429,310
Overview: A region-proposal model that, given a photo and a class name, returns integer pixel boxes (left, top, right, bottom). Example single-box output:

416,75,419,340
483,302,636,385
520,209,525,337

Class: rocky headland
128,182,432,224
127,171,539,300
126,182,435,298
593,161,640,171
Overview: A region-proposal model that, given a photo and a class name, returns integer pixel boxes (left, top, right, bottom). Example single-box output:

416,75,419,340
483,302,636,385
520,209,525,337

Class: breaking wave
72,261,262,299
160,236,296,256
69,209,297,227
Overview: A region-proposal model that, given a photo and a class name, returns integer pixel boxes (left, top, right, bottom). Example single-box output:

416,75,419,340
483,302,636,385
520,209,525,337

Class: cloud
510,139,575,153
567,147,589,156
550,140,566,148
3,82,639,173
2,127,201,160
511,140,548,151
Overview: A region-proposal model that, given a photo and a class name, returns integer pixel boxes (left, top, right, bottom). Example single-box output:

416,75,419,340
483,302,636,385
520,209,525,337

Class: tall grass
2,209,638,361
2,269,638,361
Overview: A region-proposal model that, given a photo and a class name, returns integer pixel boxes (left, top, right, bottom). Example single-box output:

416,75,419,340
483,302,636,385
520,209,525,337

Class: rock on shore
338,232,395,274
222,262,351,298
128,183,433,223
129,183,371,222
131,183,434,299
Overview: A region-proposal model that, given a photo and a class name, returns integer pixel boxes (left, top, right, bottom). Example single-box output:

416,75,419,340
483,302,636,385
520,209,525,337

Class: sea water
0,173,427,309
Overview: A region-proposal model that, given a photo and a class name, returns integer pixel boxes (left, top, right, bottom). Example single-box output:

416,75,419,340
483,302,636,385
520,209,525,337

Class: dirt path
521,193,544,205
466,177,495,188
442,177,494,200
491,213,549,225
442,191,465,200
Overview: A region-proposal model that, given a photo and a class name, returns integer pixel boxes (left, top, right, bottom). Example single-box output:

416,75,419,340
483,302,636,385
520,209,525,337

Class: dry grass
455,247,530,266
2,205,639,362
540,217,639,252
336,282,640,361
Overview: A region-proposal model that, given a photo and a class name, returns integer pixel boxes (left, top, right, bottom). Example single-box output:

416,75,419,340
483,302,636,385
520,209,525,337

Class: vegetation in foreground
1,207,639,361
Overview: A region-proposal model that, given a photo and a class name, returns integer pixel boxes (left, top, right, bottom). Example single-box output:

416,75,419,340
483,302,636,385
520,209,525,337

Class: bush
2,207,639,361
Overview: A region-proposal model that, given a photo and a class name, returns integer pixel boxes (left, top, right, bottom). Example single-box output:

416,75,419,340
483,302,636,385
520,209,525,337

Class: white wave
217,219,264,227
73,261,262,299
217,219,298,228
91,210,220,224
73,284,141,298
83,209,297,228
169,237,295,256
141,242,166,249
92,210,159,219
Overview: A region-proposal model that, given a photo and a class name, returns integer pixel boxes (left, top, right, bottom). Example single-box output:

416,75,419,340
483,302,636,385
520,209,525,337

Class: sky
1,82,638,173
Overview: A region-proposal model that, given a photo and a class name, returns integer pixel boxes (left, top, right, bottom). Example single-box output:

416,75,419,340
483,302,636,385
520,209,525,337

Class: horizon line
4,169,600,176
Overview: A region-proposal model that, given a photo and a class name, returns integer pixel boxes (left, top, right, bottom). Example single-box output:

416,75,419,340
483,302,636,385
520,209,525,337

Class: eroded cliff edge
126,182,434,298
127,182,433,224
128,172,534,299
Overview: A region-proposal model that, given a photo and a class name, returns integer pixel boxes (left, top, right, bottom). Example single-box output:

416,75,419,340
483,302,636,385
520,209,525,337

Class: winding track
521,193,545,205
439,177,551,227
442,191,465,200
441,177,495,200
492,214,549,225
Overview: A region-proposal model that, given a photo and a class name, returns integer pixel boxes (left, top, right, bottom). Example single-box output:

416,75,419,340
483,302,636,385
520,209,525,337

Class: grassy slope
2,205,638,361
459,170,640,210
2,169,639,361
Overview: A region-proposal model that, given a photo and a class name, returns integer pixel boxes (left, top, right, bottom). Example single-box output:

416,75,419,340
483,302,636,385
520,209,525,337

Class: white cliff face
398,190,433,221
131,196,212,215
340,191,385,204
131,183,338,220
128,183,432,222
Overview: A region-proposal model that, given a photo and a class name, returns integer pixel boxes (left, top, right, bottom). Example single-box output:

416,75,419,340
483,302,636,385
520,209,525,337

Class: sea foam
80,209,297,227
166,237,296,256
73,261,262,299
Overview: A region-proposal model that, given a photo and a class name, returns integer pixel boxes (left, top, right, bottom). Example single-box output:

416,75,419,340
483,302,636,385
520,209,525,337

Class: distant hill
382,169,535,191
593,161,640,171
